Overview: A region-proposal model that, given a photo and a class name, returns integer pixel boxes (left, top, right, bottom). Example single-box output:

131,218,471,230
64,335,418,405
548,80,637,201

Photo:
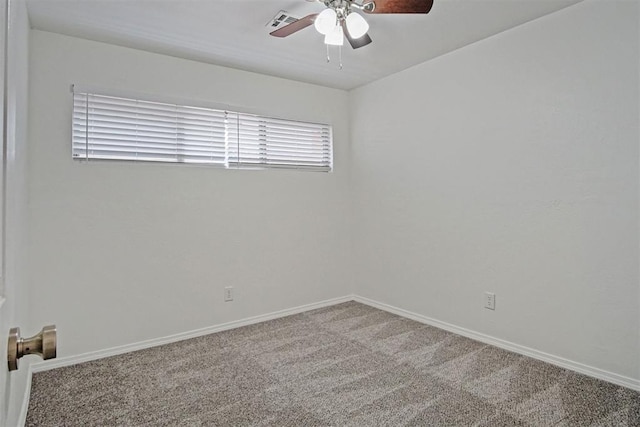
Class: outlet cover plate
224,286,233,302
484,292,495,310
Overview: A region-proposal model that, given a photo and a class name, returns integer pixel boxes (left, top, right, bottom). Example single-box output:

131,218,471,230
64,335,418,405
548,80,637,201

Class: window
72,89,333,171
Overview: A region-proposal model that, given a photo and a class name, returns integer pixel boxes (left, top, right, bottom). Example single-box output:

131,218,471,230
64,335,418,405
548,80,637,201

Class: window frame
71,85,334,172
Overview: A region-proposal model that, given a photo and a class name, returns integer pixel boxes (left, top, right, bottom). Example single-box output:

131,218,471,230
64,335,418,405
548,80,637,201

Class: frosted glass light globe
346,12,369,39
314,8,337,35
324,24,344,46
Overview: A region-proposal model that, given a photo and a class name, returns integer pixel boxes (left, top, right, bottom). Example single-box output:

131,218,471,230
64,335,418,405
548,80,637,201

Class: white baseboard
353,295,640,392
18,293,639,426
18,295,354,425
30,295,354,373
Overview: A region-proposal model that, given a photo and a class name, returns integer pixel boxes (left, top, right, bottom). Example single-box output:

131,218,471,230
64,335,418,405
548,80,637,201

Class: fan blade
270,14,318,37
341,20,372,49
362,0,433,14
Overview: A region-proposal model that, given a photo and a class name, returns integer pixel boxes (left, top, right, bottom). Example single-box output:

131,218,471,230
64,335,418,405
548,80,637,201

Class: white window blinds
72,90,333,172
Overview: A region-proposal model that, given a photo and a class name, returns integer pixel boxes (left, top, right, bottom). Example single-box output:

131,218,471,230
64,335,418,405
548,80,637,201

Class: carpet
26,301,640,426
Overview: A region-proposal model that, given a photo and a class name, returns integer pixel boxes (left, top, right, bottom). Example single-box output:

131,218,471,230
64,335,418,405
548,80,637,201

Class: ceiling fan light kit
315,8,337,35
313,1,370,45
345,12,369,39
325,25,345,46
270,0,434,66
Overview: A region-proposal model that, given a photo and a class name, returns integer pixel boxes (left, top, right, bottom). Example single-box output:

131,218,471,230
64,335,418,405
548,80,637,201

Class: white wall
28,31,351,357
26,0,639,392
350,0,639,382
0,0,31,424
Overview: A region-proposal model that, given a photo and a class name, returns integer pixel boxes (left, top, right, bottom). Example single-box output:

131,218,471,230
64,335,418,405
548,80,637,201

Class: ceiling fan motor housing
321,0,373,17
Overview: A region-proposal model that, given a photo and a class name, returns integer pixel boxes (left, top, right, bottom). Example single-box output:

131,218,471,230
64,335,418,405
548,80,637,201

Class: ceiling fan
270,0,434,50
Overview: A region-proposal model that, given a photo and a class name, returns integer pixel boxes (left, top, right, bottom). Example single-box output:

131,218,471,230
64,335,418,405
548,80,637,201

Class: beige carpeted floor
27,301,640,426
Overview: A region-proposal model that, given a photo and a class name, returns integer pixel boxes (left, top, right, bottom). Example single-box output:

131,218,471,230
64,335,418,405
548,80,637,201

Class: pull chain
324,45,344,70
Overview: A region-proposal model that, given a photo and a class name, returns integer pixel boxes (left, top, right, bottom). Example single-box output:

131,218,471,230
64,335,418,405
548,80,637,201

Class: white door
0,0,12,422
0,0,31,424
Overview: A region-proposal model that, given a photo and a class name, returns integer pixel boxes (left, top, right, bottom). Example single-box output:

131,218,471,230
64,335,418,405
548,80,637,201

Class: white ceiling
26,0,582,90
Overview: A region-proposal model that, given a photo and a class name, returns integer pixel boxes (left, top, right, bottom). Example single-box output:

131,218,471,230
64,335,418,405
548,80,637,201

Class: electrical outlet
484,292,495,310
224,286,234,302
